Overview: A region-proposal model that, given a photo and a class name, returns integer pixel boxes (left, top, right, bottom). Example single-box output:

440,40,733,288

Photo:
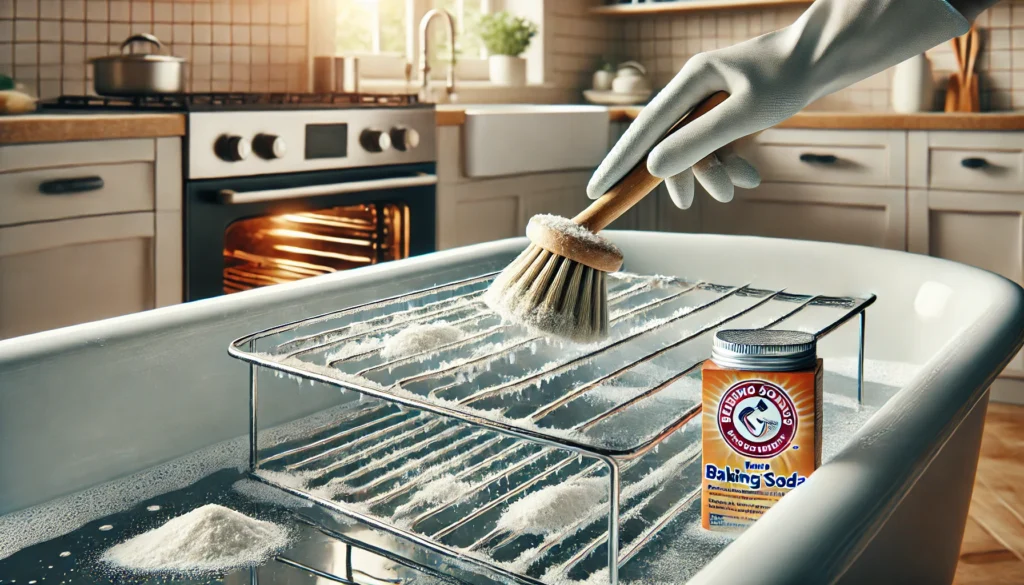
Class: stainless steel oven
181,99,437,302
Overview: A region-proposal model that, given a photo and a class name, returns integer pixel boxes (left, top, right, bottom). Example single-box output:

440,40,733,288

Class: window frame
329,0,498,82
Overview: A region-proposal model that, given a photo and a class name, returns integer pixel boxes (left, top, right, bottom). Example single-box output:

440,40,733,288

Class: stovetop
40,92,428,113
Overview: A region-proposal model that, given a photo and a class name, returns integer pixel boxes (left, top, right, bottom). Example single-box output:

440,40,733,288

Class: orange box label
701,359,822,531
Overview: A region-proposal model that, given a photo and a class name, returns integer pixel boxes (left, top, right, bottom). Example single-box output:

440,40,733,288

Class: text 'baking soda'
701,329,823,532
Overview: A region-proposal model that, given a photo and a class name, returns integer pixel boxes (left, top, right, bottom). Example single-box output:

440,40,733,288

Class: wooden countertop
608,107,1024,130
0,112,186,145
7,107,1020,146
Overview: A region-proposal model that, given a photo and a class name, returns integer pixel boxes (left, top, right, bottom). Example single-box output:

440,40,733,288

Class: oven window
222,203,409,294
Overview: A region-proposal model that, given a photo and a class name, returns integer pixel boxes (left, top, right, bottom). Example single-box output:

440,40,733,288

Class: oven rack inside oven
229,270,872,585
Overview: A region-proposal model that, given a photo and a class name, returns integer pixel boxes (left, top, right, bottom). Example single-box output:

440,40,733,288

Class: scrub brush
484,91,728,343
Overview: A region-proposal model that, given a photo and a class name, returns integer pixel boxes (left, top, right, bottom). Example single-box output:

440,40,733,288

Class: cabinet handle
38,176,104,195
961,157,988,169
799,153,838,164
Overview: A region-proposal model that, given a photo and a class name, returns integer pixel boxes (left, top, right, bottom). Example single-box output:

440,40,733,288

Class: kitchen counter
7,107,1020,146
607,107,1024,130
434,105,1024,130
0,112,186,145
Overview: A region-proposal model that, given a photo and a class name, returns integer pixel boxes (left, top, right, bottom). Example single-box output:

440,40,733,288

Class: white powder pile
496,477,608,536
530,214,622,258
394,474,473,518
100,504,291,574
380,322,465,360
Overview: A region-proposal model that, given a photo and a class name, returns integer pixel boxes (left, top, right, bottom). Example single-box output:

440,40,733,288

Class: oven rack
229,270,872,585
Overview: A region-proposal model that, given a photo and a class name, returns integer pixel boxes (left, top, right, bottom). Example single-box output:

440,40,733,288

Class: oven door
185,163,436,302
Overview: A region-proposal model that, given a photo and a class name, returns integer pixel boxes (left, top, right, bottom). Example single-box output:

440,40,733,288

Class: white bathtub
0,231,1021,584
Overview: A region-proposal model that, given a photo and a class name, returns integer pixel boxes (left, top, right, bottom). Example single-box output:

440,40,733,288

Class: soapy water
0,269,915,584
0,354,908,585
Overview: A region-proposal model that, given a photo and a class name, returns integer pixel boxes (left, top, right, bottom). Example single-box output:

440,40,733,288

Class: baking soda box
700,360,823,531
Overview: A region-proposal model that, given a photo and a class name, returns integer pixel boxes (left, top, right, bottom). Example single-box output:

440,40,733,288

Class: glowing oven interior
223,203,409,294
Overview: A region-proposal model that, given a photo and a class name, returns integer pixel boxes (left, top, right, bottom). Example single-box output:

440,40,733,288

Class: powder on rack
380,322,465,360
496,477,608,536
100,504,290,574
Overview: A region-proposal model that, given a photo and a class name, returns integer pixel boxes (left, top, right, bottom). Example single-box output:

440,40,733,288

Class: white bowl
583,89,652,105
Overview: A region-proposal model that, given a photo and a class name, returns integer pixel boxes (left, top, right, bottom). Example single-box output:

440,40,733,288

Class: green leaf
473,11,538,57
0,75,15,91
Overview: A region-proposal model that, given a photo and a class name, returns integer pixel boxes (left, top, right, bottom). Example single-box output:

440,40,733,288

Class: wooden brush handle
573,91,729,233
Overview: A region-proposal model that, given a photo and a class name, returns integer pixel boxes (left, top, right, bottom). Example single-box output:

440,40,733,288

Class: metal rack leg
250,340,259,471
857,312,866,405
603,456,621,585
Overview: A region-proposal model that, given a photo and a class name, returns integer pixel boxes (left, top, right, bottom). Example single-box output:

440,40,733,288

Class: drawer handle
799,153,838,164
961,157,988,169
38,176,104,195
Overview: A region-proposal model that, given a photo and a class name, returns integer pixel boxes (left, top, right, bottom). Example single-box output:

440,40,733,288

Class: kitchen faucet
418,8,456,102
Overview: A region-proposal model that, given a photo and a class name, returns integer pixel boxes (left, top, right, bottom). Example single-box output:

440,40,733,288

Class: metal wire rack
229,271,873,585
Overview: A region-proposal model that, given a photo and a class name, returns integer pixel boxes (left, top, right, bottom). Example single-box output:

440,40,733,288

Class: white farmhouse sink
456,104,610,178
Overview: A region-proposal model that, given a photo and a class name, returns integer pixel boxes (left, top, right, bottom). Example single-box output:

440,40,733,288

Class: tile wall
0,0,309,98
618,0,1024,112
5,0,1021,111
544,0,621,93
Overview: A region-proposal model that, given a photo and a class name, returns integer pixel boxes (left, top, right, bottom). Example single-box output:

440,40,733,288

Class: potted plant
476,11,538,86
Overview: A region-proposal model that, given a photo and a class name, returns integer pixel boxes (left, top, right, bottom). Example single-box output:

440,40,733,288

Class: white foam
825,357,922,388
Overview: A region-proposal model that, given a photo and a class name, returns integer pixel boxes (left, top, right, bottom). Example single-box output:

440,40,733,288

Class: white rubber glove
588,0,971,209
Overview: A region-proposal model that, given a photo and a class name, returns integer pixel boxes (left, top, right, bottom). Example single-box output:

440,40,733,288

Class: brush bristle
483,244,610,343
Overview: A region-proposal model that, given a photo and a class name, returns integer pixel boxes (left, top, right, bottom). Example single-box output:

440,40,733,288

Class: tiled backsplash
3,0,1022,111
545,0,621,94
619,0,1024,112
0,0,309,98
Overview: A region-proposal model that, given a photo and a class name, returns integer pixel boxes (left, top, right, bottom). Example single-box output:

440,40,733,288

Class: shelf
591,0,812,16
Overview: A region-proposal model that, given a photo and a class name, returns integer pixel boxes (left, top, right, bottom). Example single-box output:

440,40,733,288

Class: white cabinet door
699,182,907,250
907,188,1024,379
437,172,595,250
907,131,1024,193
735,129,906,187
0,213,156,339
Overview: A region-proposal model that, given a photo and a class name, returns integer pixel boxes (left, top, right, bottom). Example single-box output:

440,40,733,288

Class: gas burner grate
41,91,422,112
230,270,872,585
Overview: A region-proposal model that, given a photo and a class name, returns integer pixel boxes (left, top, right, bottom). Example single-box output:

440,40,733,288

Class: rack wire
230,270,873,585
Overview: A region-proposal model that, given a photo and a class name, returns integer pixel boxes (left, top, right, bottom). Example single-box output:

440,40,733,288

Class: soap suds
825,357,922,388
496,477,608,536
380,322,465,360
100,504,291,574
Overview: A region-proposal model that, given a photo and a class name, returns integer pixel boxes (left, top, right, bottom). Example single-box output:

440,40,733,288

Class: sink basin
458,104,610,178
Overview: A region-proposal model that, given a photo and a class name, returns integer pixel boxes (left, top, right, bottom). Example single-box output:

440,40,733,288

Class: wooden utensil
945,73,960,113
964,25,980,112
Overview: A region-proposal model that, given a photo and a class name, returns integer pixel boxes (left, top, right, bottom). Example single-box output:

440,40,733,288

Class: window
334,0,495,82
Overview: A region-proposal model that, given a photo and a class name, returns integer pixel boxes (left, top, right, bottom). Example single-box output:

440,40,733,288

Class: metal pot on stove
90,33,185,96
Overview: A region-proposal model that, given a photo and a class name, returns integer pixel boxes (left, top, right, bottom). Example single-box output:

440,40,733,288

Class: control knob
252,133,286,159
215,134,250,162
389,126,420,151
360,129,392,153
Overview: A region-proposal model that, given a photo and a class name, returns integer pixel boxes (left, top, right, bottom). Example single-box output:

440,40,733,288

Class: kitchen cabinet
435,125,649,250
652,128,907,249
700,182,906,250
0,137,182,339
906,131,1024,401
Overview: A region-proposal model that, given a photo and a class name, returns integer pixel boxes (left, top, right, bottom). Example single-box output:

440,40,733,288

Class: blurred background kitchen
1,0,1021,109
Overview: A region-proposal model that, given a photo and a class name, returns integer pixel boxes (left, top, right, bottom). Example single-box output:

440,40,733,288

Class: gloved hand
587,0,972,210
